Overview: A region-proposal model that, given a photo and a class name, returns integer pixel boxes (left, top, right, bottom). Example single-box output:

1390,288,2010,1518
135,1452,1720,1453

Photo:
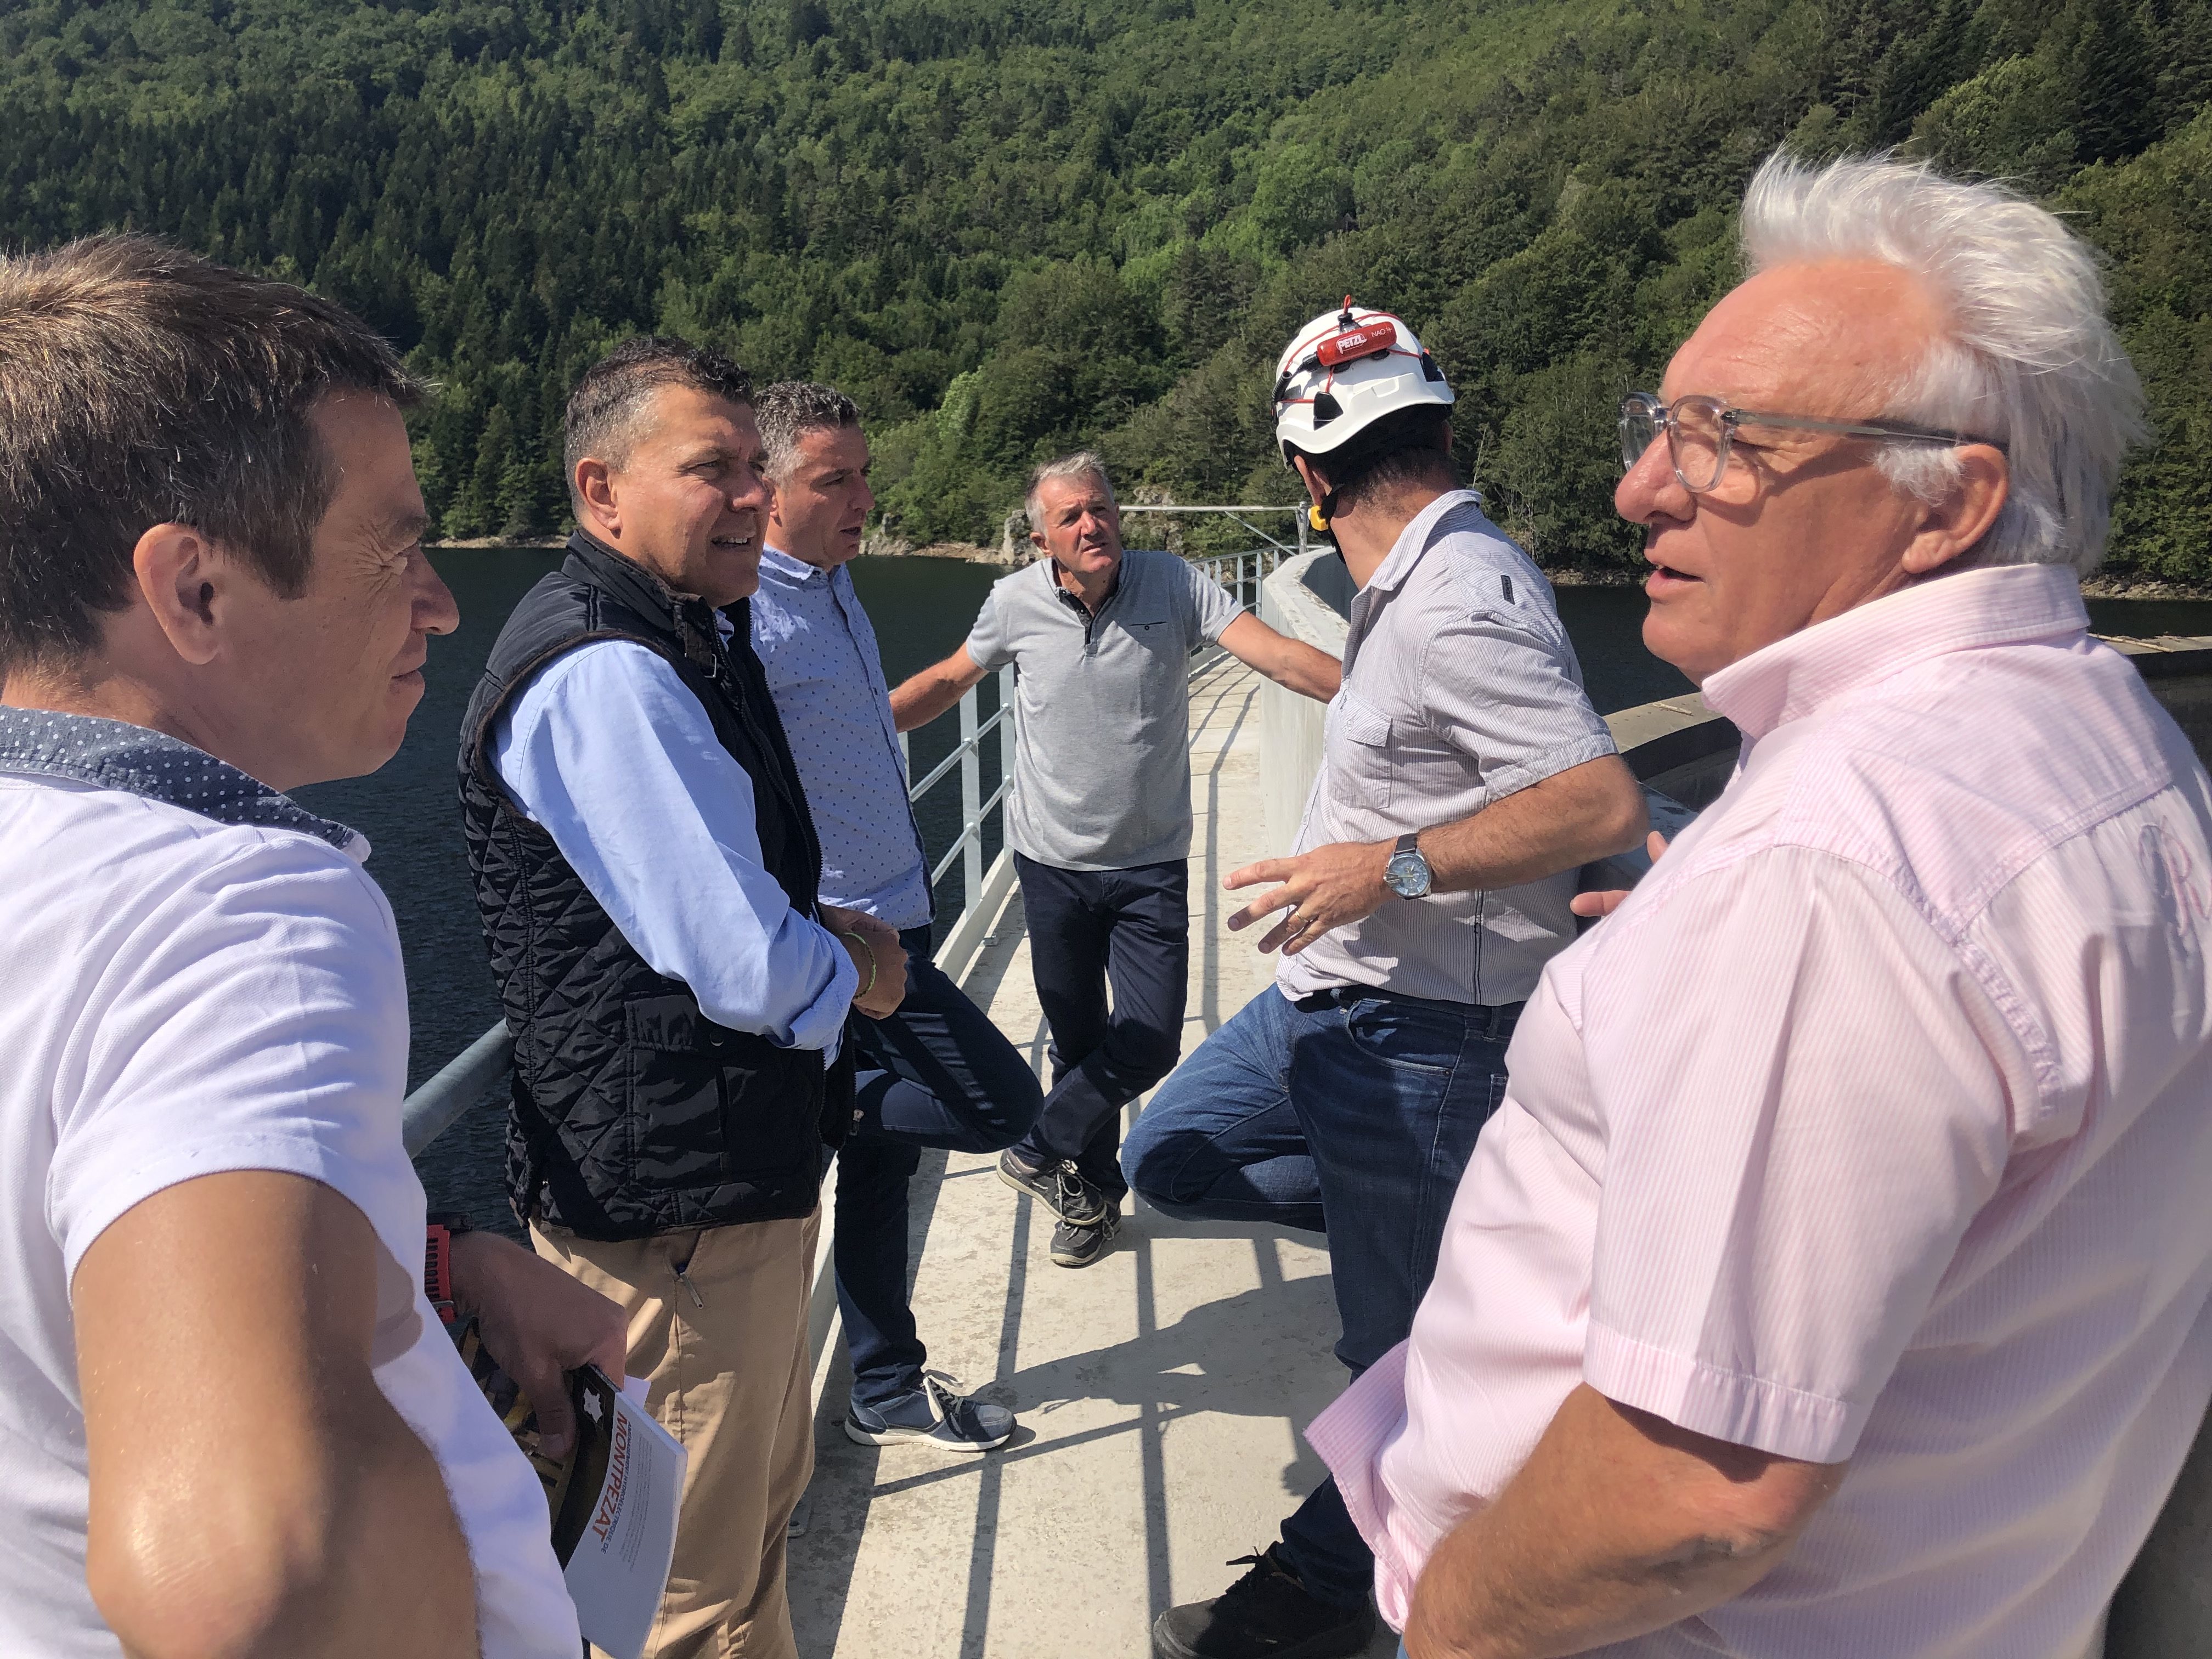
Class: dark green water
290,552,2208,1224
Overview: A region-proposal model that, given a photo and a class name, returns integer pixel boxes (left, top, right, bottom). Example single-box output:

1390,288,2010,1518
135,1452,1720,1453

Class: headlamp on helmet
1271,297,1454,464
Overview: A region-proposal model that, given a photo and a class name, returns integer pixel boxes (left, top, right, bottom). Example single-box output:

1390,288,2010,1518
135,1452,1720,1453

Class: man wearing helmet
1124,302,1647,1659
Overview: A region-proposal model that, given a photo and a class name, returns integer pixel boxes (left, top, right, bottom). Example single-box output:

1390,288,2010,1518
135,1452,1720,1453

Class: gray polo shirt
965,548,1243,871
1278,490,1618,1008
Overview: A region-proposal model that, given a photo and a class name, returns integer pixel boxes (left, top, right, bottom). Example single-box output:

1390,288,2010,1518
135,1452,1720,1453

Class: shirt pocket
1325,688,1393,809
1120,614,1178,715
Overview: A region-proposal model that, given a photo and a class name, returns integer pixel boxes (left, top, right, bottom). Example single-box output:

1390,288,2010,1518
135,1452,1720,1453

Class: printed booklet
454,1319,686,1659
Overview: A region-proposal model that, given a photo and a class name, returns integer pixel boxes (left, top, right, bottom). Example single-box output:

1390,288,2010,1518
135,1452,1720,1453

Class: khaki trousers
532,1211,817,1659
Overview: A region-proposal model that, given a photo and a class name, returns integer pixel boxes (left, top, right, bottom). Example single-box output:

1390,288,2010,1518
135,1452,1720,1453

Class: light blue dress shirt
751,548,933,930
489,633,856,1052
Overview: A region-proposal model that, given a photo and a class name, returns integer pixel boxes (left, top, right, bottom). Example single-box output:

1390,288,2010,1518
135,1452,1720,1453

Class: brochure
552,1367,687,1659
450,1319,686,1659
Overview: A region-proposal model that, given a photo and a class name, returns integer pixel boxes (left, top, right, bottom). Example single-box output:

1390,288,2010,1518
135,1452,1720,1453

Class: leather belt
1291,985,1525,1042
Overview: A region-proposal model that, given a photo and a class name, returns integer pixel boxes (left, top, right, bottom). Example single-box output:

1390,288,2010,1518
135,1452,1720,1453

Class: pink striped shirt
1309,563,2212,1656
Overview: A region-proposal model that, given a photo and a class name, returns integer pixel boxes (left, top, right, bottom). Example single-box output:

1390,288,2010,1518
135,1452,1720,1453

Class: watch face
1386,851,1431,897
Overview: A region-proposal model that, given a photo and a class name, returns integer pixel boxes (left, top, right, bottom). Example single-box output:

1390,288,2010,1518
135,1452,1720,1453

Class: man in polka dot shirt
751,382,1043,1454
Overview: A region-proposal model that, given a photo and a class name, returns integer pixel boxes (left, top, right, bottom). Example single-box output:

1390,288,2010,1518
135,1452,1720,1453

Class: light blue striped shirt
752,549,933,930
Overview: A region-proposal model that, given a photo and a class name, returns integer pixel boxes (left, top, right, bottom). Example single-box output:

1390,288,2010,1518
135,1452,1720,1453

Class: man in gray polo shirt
1123,304,1647,1659
891,452,1338,1267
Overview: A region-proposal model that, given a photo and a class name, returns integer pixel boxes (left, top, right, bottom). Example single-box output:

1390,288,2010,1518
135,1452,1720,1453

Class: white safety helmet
1271,297,1454,464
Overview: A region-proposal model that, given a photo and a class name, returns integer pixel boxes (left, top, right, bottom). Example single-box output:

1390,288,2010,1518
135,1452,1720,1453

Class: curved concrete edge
1260,552,1350,853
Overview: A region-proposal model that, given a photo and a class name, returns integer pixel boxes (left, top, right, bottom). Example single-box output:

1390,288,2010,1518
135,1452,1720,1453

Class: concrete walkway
789,656,1397,1659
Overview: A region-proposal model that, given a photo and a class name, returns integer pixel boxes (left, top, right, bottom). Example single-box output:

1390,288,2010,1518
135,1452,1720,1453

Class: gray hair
755,380,860,479
1740,151,2146,575
1024,450,1114,533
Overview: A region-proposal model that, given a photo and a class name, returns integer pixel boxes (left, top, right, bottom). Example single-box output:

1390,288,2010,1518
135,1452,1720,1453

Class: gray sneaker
997,1148,1112,1227
1051,1206,1122,1268
843,1372,1014,1453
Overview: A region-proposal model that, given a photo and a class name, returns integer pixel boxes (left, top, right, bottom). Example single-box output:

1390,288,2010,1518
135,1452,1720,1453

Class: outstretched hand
1567,831,1672,920
449,1230,629,1462
1225,839,1393,955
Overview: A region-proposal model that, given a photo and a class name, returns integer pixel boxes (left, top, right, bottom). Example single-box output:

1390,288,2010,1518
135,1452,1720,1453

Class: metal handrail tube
907,699,1009,801
402,1019,515,1157
929,777,1009,885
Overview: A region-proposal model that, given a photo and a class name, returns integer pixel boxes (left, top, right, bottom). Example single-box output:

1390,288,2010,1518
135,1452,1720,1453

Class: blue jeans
838,926,1043,1409
1122,983,1517,1610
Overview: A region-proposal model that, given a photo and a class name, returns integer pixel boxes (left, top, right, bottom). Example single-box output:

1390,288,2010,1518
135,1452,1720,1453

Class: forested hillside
3,0,2208,582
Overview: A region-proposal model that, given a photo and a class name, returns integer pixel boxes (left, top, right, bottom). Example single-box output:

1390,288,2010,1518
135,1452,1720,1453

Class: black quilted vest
459,531,851,1240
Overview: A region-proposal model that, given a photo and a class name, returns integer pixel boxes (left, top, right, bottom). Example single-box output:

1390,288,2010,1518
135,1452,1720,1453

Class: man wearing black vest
460,337,906,1659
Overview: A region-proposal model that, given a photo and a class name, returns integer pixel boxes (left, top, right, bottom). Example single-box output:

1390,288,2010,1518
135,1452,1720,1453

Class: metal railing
399,532,1296,1155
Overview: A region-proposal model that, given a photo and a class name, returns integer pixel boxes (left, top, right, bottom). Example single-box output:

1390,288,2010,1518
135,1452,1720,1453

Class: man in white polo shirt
1313,153,2212,1659
0,236,620,1659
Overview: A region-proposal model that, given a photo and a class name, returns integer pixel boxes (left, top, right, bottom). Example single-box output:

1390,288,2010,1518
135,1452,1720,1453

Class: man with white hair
1310,151,2212,1658
893,453,1340,1268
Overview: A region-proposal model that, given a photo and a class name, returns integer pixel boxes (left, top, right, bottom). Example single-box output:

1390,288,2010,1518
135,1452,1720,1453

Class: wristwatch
1383,831,1434,899
425,1211,475,1328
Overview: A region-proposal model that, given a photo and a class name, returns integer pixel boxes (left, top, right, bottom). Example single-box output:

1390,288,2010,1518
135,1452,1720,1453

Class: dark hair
1288,406,1457,515
0,234,424,675
755,381,861,478
562,336,754,508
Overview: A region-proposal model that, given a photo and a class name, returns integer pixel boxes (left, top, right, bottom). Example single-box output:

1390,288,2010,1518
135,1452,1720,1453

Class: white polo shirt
0,709,577,1659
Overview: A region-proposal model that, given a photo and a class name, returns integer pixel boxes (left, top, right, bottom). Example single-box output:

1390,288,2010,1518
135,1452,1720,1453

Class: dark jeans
1121,982,1519,1611
838,925,1042,1409
1007,853,1190,1203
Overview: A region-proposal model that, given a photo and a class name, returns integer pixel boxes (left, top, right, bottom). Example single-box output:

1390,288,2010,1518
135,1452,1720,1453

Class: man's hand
448,1231,628,1463
1568,831,1671,921
1225,839,1393,955
821,902,907,1018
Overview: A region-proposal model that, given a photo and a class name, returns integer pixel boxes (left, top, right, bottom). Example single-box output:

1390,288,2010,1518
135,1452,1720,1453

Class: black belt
1292,985,1525,1042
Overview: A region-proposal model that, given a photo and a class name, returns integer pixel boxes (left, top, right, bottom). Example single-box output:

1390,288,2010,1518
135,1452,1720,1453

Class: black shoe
1050,1206,1121,1268
997,1148,1111,1227
1152,1546,1376,1659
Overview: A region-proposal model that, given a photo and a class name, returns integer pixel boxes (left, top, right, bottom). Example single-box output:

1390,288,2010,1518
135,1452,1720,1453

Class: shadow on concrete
791,1142,958,1658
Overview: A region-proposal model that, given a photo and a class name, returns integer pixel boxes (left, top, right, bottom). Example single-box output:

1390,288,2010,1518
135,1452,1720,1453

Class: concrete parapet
1257,551,1349,855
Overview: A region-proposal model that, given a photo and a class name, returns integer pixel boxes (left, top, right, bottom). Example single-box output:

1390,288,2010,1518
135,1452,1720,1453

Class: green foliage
2,0,2207,582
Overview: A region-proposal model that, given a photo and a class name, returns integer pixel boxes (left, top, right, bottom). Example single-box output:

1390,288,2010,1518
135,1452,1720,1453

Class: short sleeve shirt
0,714,578,1659
1279,491,1618,1007
965,548,1243,871
1308,565,2212,1654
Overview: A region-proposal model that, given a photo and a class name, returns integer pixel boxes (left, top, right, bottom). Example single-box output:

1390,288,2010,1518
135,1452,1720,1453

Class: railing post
1297,508,1308,561
960,687,983,917
997,664,1017,812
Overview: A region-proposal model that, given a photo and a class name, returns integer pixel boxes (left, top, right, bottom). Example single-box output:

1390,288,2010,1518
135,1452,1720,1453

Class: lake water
291,550,2210,1225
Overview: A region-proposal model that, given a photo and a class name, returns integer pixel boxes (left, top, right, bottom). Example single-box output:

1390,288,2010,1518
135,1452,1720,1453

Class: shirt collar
1045,552,1122,612
1365,489,1486,594
1701,562,2090,741
760,546,828,585
0,706,366,859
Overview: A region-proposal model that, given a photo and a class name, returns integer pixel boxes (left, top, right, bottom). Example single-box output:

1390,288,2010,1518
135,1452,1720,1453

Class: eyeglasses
1618,392,2005,495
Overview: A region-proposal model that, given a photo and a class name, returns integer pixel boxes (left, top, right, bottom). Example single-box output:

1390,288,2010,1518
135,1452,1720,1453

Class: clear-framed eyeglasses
1617,392,2005,495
